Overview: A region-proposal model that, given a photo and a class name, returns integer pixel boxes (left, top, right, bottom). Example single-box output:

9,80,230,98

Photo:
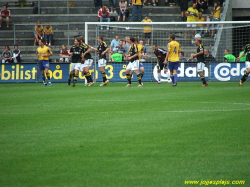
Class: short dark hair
5,46,10,50
134,37,138,42
98,36,103,41
130,37,135,43
40,39,46,44
14,44,18,47
181,51,184,56
169,34,175,40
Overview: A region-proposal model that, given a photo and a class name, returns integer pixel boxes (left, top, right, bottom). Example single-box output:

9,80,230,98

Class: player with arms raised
152,44,171,84
164,34,181,86
67,38,84,87
90,36,110,86
237,44,250,86
36,39,53,86
191,38,208,86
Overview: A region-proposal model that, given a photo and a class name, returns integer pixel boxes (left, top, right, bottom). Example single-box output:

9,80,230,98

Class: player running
67,38,84,87
89,36,110,86
36,39,53,86
190,38,208,86
164,34,181,87
152,43,171,84
237,44,250,86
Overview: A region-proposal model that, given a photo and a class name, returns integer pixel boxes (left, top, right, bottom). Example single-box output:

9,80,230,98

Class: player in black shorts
237,44,250,86
153,44,171,84
191,38,208,86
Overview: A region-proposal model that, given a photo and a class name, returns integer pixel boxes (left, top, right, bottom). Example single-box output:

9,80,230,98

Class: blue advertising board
0,62,246,83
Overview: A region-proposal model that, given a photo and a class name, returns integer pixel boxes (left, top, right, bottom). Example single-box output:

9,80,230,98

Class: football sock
126,74,131,84
137,74,142,84
171,74,174,83
68,73,73,84
46,73,51,82
158,72,161,81
199,73,206,84
174,74,178,84
42,75,46,83
140,73,144,79
241,72,249,83
101,71,107,82
167,71,170,80
84,72,90,83
73,75,78,83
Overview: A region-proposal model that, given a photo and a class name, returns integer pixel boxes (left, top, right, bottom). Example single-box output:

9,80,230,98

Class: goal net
85,21,250,82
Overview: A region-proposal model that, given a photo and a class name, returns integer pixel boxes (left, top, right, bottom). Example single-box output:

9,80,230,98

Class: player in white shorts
68,38,84,87
125,36,142,87
89,36,110,86
237,44,250,86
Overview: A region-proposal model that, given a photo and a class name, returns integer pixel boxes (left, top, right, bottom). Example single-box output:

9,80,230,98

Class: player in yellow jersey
164,34,181,86
36,39,53,86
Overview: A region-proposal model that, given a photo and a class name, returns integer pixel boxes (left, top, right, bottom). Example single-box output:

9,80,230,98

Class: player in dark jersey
68,38,84,87
79,36,94,86
89,36,110,86
153,44,171,84
125,36,142,87
237,44,250,86
191,38,208,86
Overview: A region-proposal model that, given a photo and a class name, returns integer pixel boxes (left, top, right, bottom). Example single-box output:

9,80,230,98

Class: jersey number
174,47,177,54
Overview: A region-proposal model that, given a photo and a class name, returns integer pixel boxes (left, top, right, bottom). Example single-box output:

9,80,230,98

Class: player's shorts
197,62,205,72
81,59,93,69
187,24,196,28
39,60,49,70
98,58,107,67
126,60,139,71
168,61,179,71
70,62,81,71
245,61,250,69
139,62,144,68
158,61,168,70
144,33,151,39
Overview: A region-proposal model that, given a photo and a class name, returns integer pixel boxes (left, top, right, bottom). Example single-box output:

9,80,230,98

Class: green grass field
0,82,249,187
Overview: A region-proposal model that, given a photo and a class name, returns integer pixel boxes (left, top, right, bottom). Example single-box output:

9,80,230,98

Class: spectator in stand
59,44,70,63
205,15,211,37
239,46,247,62
185,3,199,38
144,0,169,6
211,2,221,37
12,44,22,63
34,21,44,46
109,34,120,61
124,36,130,53
0,5,11,29
141,14,152,46
44,25,54,46
111,40,126,62
204,49,216,62
179,0,188,21
179,51,187,62
130,0,147,21
196,0,208,13
109,0,117,13
2,46,13,63
98,5,110,30
224,49,236,62
94,0,103,8
196,12,206,36
117,0,127,21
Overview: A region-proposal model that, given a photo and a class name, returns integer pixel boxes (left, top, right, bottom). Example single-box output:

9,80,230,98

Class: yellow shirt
167,40,181,62
34,25,44,35
213,6,221,18
186,7,199,22
141,18,152,33
132,0,142,5
137,44,144,61
44,26,54,34
196,17,205,27
36,45,53,61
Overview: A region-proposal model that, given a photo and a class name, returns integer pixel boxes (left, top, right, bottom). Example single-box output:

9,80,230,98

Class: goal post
84,21,250,82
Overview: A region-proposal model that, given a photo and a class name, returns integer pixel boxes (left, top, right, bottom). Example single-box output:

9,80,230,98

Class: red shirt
154,48,167,62
98,8,110,20
1,9,11,17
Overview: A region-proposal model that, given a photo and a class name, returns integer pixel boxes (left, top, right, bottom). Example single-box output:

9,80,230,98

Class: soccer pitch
0,82,249,187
